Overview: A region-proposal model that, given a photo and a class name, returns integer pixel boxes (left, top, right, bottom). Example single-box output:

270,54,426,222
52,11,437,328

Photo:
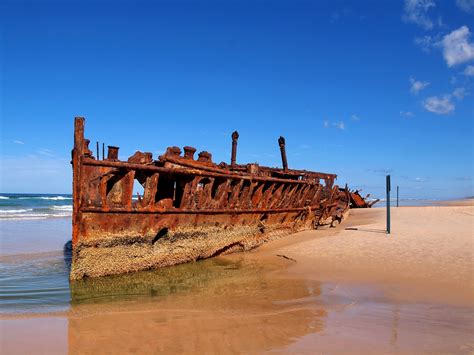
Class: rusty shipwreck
71,117,369,279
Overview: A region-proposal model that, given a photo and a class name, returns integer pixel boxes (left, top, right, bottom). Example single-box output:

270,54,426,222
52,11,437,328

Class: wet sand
1,202,473,354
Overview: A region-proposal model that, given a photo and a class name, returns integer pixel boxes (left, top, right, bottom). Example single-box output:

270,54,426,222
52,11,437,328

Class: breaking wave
16,196,72,200
0,206,72,220
0,212,71,220
0,209,34,214
0,194,73,220
50,205,73,211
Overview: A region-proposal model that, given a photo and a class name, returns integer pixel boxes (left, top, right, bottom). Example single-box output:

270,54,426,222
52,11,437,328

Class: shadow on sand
345,227,387,234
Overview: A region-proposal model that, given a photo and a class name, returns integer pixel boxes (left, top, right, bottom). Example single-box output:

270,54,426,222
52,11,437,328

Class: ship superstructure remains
71,117,355,279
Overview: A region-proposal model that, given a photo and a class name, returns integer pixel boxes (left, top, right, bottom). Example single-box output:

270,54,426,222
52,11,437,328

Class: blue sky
0,0,473,199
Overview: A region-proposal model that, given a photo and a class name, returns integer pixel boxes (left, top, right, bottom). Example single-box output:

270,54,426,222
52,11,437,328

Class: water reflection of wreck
68,256,326,353
71,117,368,279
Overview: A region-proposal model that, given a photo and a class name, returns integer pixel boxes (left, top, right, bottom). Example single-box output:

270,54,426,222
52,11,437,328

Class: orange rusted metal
349,190,379,208
70,117,367,279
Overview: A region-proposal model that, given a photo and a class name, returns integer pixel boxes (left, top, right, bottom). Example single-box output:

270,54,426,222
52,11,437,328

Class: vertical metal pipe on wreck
231,131,239,166
278,136,288,171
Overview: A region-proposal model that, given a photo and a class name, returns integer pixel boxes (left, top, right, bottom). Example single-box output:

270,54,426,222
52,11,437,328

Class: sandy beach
1,201,473,354
255,200,474,306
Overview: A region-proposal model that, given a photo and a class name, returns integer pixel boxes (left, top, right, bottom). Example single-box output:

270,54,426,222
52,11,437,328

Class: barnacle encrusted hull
71,117,352,279
71,221,312,279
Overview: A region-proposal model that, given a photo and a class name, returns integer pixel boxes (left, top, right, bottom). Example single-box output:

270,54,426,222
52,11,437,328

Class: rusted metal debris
70,117,372,279
349,190,379,208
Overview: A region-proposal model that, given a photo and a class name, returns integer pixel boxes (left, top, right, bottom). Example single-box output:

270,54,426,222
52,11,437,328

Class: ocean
0,193,73,220
0,194,72,313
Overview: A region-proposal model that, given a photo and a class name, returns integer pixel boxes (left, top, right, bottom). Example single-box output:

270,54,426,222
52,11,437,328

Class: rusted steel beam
164,151,336,182
82,158,316,185
80,205,320,214
72,117,85,246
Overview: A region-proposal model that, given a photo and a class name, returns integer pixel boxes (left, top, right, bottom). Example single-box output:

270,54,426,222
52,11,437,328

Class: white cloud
323,120,345,130
423,95,455,114
452,87,467,100
409,77,430,94
13,140,24,145
333,121,345,130
351,114,360,121
422,87,467,115
38,148,55,157
414,35,438,52
464,65,474,76
400,110,415,118
456,0,474,13
441,26,474,67
367,168,394,175
402,0,436,30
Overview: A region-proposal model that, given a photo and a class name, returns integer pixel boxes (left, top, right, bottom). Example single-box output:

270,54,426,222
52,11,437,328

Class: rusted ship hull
71,117,352,279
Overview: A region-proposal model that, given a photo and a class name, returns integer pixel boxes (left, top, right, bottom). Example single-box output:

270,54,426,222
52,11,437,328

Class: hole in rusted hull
152,228,169,244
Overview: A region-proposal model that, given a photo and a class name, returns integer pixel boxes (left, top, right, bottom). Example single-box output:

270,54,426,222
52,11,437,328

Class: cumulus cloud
13,140,24,145
413,35,438,53
402,0,436,30
38,148,55,157
441,26,474,67
367,168,394,175
323,120,345,130
422,87,468,115
464,65,474,76
400,110,415,118
409,77,430,94
452,87,467,100
333,121,345,130
423,95,455,114
456,0,474,13
400,175,429,183
351,114,360,121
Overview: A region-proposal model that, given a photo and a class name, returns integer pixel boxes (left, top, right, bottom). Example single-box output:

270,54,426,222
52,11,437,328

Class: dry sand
253,201,474,306
1,201,473,354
